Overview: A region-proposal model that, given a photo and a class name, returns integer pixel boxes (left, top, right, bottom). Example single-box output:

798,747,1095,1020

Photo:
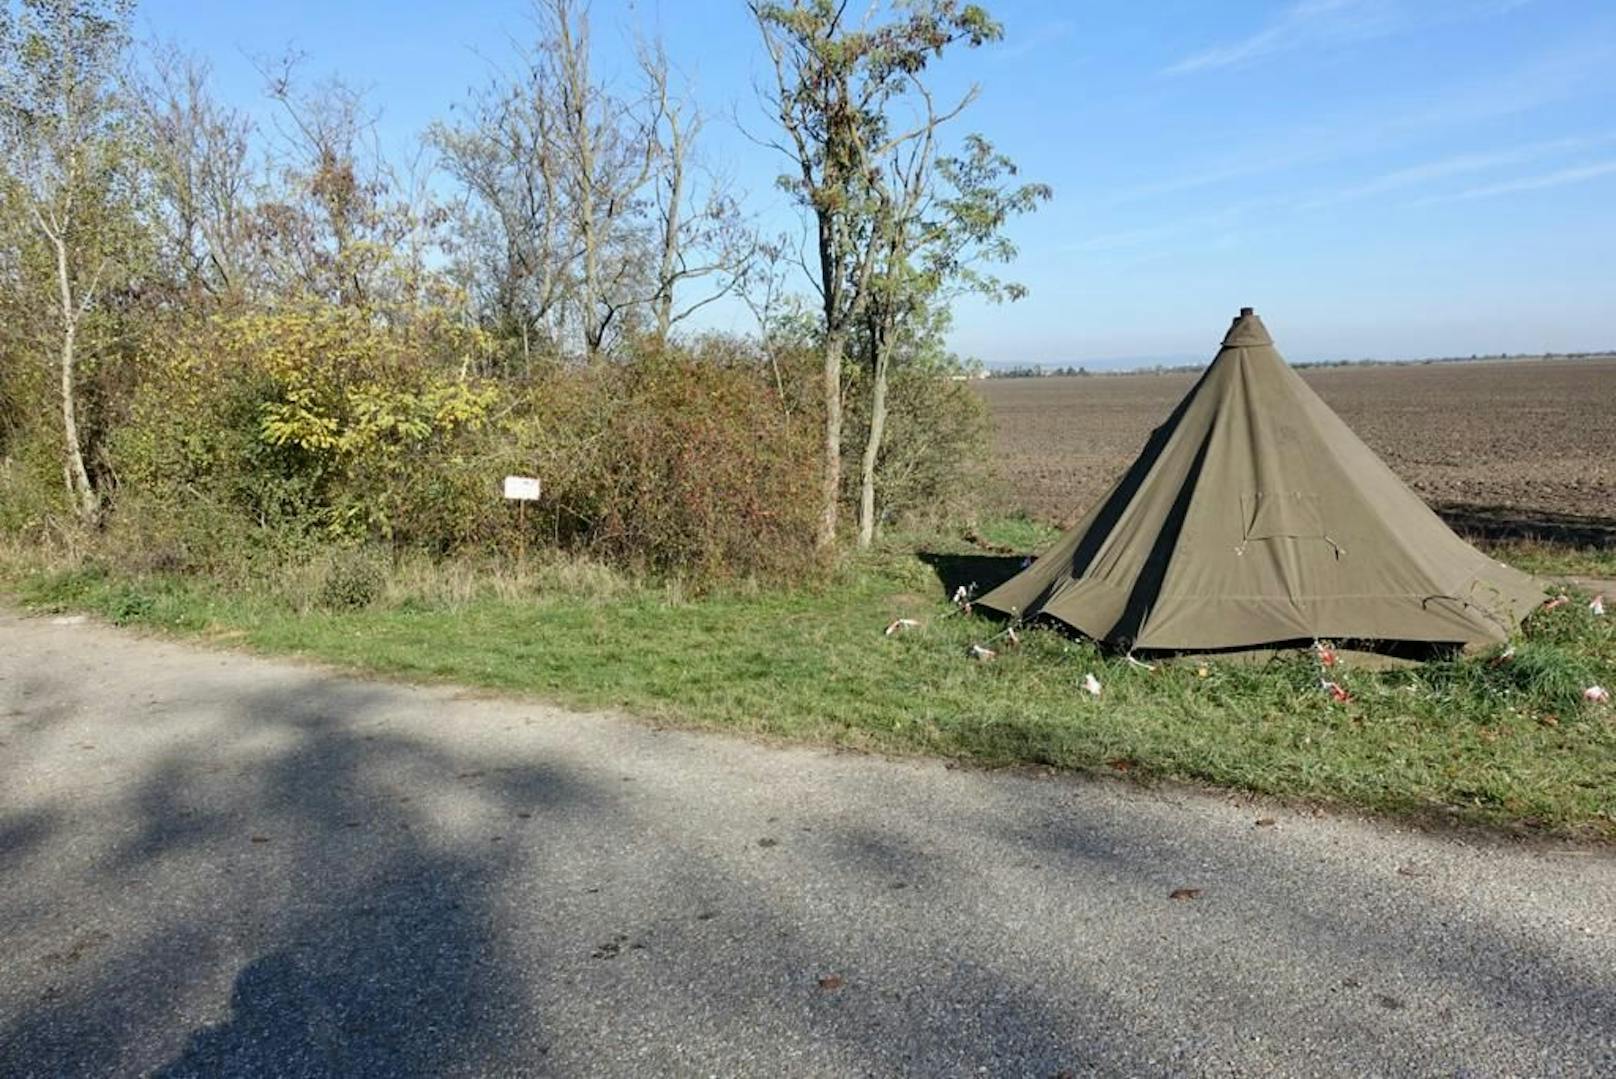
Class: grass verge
3,531,1614,839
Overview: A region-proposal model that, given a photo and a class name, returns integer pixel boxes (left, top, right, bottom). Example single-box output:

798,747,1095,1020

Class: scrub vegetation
1,0,1022,579
2,1,1612,839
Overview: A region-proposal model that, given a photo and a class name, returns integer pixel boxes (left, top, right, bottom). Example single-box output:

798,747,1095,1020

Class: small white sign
503,475,541,501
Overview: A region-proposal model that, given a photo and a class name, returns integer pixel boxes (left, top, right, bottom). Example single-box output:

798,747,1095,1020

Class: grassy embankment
3,521,1613,838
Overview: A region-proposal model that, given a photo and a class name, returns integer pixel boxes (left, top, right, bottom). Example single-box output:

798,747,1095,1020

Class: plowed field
976,357,1616,532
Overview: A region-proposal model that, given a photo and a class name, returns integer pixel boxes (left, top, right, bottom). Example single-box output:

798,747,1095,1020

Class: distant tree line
984,350,1615,379
988,364,1089,378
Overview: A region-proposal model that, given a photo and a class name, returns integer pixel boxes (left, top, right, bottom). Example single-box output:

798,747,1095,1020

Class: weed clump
316,548,390,611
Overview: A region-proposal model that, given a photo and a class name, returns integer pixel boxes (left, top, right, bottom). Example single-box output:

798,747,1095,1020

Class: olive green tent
979,308,1544,652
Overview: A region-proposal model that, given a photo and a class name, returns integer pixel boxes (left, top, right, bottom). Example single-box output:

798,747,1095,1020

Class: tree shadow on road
0,676,577,1077
0,655,1183,1075
4,639,1615,1076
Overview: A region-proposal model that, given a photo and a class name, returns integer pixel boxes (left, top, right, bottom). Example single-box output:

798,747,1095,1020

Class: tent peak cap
1222,307,1273,347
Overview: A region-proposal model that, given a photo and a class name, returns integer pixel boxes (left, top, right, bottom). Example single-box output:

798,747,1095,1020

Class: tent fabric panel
976,308,1546,652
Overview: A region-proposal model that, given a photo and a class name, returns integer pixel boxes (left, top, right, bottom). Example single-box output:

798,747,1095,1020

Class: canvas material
979,311,1545,649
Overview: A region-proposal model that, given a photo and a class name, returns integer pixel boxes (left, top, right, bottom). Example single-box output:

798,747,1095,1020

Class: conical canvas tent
979,308,1544,652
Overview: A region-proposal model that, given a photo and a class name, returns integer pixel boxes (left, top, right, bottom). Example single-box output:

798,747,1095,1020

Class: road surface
2,609,1614,1076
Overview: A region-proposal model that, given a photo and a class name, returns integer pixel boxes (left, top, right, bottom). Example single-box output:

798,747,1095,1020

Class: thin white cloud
994,19,1075,63
1168,0,1392,76
1297,134,1615,209
1426,159,1616,203
1067,203,1258,255
1112,33,1612,205
1167,0,1533,76
1078,140,1615,264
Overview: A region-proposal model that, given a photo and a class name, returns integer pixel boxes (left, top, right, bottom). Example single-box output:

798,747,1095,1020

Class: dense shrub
842,356,993,532
110,304,497,551
0,280,69,535
486,337,822,579
0,429,69,537
85,308,823,582
579,341,820,578
316,546,391,610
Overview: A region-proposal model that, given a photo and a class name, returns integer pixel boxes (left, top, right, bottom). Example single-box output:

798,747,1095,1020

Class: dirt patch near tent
976,356,1616,535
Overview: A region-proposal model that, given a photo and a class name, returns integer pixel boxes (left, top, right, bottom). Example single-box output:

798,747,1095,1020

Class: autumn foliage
0,0,990,584
88,302,823,579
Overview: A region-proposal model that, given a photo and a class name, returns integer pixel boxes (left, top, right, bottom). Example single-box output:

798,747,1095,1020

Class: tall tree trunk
563,3,603,359
654,132,683,343
579,169,600,356
52,238,98,525
857,333,890,549
652,73,685,345
817,328,845,549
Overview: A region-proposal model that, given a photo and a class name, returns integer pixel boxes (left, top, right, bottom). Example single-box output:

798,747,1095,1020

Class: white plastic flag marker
1591,595,1606,617
1082,673,1102,697
1585,685,1610,704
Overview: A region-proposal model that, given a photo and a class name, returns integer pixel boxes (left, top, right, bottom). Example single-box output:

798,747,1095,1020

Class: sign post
503,476,542,564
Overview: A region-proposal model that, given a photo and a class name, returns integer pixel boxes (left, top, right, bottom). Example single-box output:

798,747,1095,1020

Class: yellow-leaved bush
113,302,498,554
106,303,826,581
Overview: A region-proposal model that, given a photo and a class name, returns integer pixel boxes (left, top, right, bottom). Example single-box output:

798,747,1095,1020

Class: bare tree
436,0,745,362
433,27,577,365
134,43,257,303
254,50,402,308
0,0,138,524
544,0,657,357
639,40,751,344
739,231,811,414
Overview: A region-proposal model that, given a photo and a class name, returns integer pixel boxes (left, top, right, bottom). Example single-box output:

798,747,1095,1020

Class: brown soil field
976,357,1616,534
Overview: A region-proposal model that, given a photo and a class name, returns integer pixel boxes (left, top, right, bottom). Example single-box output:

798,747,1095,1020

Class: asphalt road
3,610,1614,1077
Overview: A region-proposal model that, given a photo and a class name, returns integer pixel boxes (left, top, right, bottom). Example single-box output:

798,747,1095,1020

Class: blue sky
136,0,1616,367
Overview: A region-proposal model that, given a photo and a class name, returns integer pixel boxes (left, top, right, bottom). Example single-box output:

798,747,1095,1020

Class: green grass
970,513,1062,551
4,531,1615,839
1478,538,1616,580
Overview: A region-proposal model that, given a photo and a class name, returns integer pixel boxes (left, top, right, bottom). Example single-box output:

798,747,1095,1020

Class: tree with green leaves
0,0,136,524
750,0,1004,549
856,131,1048,546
